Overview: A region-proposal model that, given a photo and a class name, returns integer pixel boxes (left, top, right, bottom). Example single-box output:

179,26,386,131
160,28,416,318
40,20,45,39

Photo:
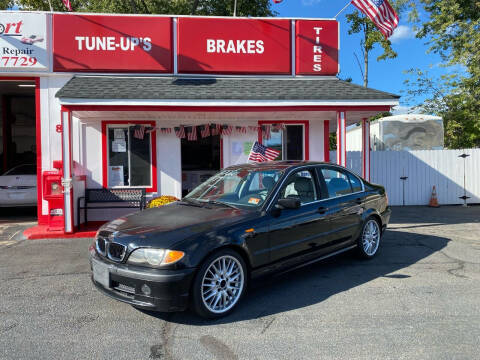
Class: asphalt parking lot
1,206,479,360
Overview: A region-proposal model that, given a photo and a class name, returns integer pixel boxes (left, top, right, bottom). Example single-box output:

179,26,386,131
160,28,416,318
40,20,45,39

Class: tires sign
0,12,48,71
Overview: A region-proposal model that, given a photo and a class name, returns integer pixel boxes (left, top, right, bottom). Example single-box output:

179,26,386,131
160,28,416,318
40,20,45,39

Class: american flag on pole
133,125,145,140
174,126,185,139
62,0,72,11
351,0,399,38
248,141,280,163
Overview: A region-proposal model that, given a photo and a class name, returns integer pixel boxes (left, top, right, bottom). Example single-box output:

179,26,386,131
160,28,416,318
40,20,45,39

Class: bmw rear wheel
357,217,381,258
192,249,247,318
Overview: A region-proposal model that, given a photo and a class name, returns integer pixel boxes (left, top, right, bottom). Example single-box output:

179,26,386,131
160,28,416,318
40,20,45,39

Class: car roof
225,161,334,171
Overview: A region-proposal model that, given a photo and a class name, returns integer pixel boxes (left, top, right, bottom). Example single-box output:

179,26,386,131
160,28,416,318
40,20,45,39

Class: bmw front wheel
192,249,247,318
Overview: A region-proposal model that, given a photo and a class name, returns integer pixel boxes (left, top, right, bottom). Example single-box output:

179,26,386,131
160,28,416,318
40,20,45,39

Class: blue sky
274,0,452,114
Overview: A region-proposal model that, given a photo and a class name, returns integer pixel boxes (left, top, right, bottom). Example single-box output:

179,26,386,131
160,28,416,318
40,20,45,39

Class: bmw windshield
184,167,284,210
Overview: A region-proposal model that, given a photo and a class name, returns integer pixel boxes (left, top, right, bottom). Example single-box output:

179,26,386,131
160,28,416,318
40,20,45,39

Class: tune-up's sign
53,15,172,72
177,18,291,75
295,20,339,76
0,12,48,70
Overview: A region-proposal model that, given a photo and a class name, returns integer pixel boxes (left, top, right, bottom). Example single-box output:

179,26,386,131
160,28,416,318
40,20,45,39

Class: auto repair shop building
0,11,399,235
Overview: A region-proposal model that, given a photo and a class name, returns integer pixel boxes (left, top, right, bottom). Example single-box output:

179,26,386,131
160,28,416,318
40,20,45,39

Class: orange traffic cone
428,186,440,207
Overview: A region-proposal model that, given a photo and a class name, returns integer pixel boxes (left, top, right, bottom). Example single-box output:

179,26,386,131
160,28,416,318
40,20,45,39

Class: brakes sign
53,14,172,72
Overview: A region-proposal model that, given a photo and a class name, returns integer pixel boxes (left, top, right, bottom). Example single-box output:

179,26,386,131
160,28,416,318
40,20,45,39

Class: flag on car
133,125,145,140
248,141,280,163
62,0,72,11
174,126,185,139
351,0,399,38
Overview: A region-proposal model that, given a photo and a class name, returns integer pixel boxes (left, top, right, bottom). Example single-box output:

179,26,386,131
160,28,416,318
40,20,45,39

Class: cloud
301,0,323,6
389,25,416,43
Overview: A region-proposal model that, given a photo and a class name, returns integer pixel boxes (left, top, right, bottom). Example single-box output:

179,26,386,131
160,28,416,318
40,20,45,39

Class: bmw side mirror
276,198,301,210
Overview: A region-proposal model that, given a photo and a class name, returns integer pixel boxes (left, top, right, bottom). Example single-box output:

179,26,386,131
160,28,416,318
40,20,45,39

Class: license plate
92,260,110,289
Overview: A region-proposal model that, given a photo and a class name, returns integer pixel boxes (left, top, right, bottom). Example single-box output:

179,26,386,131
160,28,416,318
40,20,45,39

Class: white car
0,164,37,207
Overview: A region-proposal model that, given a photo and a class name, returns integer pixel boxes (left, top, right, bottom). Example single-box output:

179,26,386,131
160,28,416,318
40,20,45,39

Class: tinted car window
3,164,36,175
279,170,318,204
348,173,363,192
321,168,352,198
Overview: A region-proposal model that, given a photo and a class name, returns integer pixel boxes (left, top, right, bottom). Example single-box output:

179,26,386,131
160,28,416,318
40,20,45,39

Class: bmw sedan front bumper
90,254,196,312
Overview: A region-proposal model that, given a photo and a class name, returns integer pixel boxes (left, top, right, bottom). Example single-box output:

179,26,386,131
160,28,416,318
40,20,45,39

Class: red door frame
101,120,158,192
0,76,45,224
258,120,310,160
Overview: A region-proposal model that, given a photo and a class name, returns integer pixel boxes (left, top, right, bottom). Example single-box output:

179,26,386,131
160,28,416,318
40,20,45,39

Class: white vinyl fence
330,149,480,206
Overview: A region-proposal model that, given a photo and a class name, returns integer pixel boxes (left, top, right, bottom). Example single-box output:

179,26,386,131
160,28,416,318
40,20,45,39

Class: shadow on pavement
139,227,449,325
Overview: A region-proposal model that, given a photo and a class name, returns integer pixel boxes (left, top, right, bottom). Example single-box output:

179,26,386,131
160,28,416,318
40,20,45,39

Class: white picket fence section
330,149,480,206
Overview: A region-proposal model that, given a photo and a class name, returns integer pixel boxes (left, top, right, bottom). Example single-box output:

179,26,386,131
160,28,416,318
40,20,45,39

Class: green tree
345,0,409,87
11,0,275,16
403,1,480,148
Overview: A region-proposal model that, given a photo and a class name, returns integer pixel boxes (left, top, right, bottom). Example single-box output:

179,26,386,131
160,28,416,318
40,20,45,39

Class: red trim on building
258,120,310,160
1,95,7,173
101,120,158,193
220,137,224,169
62,105,392,113
323,120,330,162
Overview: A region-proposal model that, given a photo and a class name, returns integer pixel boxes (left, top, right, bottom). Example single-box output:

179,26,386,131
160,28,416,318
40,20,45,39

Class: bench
77,188,146,228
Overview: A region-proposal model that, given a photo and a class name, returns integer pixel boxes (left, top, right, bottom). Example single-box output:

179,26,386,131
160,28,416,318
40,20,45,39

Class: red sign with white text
296,20,339,76
53,15,172,72
177,18,291,74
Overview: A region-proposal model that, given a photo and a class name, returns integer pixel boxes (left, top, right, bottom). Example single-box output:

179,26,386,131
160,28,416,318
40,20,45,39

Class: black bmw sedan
90,161,390,318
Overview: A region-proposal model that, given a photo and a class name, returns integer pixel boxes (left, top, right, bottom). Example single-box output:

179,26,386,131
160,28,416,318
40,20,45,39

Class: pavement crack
260,316,276,334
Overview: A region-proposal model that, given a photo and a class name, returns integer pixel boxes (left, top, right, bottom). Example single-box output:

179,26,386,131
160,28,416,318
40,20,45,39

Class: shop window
107,126,152,187
264,125,304,160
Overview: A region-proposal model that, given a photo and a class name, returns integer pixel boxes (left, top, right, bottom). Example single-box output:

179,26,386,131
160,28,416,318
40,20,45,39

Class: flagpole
335,1,352,18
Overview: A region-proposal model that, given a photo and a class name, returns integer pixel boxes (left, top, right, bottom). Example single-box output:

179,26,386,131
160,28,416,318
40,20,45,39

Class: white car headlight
127,248,184,267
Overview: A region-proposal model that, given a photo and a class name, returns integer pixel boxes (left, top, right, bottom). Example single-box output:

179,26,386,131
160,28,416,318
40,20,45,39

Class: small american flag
248,141,280,163
174,126,185,139
271,123,285,132
261,125,271,140
160,127,172,134
186,126,198,141
210,123,221,136
133,125,145,140
62,0,72,11
235,126,247,134
221,125,233,136
351,0,399,38
200,124,210,138
248,126,259,133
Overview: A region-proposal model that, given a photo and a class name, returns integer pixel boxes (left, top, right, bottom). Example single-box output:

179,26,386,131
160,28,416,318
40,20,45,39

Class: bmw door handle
317,206,328,214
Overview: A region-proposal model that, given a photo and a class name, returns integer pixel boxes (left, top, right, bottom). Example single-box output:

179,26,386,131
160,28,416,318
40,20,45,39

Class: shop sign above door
295,20,339,76
177,18,291,75
0,12,49,71
52,15,172,73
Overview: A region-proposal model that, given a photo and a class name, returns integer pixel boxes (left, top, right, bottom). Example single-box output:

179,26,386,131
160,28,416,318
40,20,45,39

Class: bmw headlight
127,248,185,267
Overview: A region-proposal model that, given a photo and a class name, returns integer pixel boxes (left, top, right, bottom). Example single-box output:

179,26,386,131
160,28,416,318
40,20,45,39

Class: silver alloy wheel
362,219,380,256
201,255,244,314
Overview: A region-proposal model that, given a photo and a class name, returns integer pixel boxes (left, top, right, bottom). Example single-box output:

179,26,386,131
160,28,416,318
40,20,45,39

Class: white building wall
346,122,380,151
39,74,71,217
309,120,325,161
